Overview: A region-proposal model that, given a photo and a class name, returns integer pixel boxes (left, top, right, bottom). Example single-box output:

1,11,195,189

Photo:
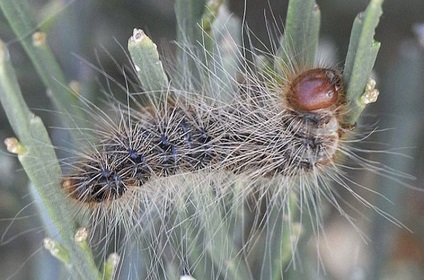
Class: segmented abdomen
63,99,340,203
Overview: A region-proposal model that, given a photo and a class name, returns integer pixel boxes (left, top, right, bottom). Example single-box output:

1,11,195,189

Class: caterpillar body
51,12,384,276
63,67,345,204
58,30,364,277
1,0,399,279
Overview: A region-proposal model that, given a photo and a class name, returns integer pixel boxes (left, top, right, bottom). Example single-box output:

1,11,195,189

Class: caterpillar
63,67,345,204
57,29,373,280
2,0,410,279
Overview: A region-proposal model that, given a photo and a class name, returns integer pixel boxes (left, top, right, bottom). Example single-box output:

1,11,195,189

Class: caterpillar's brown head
287,68,344,112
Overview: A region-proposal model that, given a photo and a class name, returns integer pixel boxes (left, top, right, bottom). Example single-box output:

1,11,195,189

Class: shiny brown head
287,68,344,112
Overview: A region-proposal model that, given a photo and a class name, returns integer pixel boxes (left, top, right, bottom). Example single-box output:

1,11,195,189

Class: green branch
128,29,169,107
343,0,383,125
0,0,83,129
277,0,320,69
0,40,100,280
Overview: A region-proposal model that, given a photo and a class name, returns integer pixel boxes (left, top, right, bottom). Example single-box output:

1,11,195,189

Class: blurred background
0,0,423,279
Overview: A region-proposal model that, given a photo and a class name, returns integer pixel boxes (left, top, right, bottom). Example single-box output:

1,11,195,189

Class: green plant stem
171,204,211,279
175,0,206,86
103,253,120,280
0,40,100,280
175,0,206,52
0,0,83,128
277,0,320,69
271,194,298,280
128,29,169,107
343,0,383,125
200,0,224,53
199,195,253,280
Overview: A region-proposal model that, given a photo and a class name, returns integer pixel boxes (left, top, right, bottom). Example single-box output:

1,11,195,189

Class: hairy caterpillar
63,67,345,203
3,0,416,279
57,24,375,280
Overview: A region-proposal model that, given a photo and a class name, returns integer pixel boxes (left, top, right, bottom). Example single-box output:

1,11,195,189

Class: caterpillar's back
63,65,346,202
